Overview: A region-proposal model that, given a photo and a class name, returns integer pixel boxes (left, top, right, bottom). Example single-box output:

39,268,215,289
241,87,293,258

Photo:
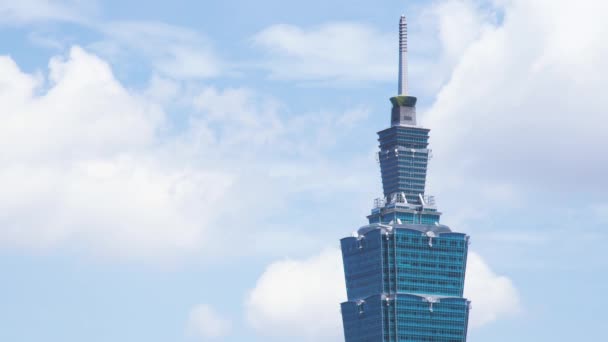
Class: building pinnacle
398,15,408,95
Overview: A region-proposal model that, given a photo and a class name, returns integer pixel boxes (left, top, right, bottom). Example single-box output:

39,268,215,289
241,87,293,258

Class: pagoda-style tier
377,125,431,205
342,222,469,300
341,293,470,342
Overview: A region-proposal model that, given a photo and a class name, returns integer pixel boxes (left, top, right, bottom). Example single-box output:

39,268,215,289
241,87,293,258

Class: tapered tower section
339,15,471,342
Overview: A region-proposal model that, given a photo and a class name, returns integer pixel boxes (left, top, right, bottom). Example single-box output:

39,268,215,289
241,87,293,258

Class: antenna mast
398,15,408,95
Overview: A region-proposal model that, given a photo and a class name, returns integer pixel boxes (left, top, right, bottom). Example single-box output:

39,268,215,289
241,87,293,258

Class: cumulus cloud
464,252,520,327
0,46,376,261
186,304,232,340
0,47,159,161
245,249,346,341
424,0,608,218
0,46,233,260
252,23,394,83
246,248,518,340
407,0,498,94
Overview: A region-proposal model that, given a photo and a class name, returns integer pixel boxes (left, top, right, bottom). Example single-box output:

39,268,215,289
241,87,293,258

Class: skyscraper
340,15,471,342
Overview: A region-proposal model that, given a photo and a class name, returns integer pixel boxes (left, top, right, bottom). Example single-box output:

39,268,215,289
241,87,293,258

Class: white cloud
432,0,491,62
246,248,519,340
0,46,376,261
0,0,96,25
245,249,346,341
0,47,159,161
396,0,608,247
187,304,232,340
464,252,520,327
91,21,223,79
1,2,223,80
252,23,394,83
0,46,233,260
191,86,284,146
424,0,608,202
408,0,498,94
249,5,495,91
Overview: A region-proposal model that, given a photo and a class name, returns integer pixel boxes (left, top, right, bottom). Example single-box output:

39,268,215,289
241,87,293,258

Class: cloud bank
0,47,232,260
424,0,608,224
0,46,375,262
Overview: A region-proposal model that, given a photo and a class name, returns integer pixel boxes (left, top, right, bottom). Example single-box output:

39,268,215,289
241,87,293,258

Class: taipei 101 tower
339,15,471,341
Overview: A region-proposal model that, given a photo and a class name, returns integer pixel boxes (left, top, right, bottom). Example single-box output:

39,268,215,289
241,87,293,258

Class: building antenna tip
398,15,408,95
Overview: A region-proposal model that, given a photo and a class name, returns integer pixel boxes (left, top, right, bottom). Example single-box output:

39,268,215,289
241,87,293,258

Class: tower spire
398,15,408,95
390,15,416,127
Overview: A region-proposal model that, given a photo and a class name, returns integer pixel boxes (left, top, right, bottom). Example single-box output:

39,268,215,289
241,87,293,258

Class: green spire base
390,95,417,107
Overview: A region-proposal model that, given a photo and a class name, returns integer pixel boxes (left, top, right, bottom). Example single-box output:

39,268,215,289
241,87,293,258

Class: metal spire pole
398,15,408,95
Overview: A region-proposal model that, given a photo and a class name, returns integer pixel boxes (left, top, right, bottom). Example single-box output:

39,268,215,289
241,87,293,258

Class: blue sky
0,0,607,341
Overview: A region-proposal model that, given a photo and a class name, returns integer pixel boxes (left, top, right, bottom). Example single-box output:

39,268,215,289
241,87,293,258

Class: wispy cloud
1,2,225,80
251,22,394,84
92,21,223,79
186,304,232,340
0,0,97,25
